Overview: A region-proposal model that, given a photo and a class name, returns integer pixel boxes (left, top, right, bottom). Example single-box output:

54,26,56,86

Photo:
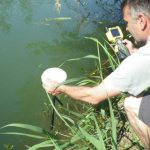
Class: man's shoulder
115,52,148,76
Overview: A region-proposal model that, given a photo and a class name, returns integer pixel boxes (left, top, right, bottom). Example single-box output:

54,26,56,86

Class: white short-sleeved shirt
105,40,150,96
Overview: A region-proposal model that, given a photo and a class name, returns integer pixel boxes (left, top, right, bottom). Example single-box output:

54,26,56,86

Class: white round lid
41,67,67,87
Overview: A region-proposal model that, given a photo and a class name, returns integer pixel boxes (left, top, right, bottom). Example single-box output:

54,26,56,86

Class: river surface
0,0,122,149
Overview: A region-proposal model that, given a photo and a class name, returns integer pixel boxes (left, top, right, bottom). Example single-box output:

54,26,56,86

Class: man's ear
137,13,147,31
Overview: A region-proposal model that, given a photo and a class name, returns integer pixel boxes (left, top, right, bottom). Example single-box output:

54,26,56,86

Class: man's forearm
59,85,99,104
58,81,120,104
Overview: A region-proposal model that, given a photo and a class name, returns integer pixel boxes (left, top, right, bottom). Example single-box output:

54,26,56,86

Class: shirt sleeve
104,56,135,95
104,47,150,96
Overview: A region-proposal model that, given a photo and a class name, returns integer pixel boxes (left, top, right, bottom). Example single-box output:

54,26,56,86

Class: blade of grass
46,92,75,134
59,130,84,149
63,76,86,85
0,123,45,134
78,126,103,150
62,115,75,125
0,132,45,139
50,137,62,150
77,79,97,86
59,55,98,67
96,42,103,80
28,140,53,150
103,43,116,71
84,37,118,67
92,114,106,150
108,100,117,150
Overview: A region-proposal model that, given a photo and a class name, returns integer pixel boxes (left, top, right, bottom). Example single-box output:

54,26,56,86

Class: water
0,0,122,149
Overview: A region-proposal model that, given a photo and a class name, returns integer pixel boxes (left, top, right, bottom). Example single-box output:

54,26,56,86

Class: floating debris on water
45,17,72,22
37,17,72,26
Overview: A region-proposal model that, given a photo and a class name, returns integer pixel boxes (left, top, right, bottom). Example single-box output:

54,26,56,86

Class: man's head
122,0,150,45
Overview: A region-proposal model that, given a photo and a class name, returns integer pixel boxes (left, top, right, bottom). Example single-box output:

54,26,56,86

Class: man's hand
123,39,138,54
42,80,63,95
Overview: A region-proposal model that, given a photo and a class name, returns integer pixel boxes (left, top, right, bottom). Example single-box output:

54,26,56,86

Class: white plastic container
41,67,67,90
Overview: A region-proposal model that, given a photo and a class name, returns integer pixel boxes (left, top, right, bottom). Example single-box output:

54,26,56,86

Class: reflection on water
0,0,123,149
0,0,34,32
65,0,123,23
0,0,123,32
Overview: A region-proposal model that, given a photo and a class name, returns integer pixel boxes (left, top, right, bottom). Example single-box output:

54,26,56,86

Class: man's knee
124,96,133,111
124,96,142,116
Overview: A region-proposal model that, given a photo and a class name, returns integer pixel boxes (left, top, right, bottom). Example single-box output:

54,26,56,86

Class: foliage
0,37,144,149
3,144,15,150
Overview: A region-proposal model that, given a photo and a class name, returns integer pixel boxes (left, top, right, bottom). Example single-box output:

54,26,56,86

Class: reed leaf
103,43,116,71
77,79,97,86
84,37,118,67
59,55,98,67
78,126,102,150
61,108,83,118
46,93,75,133
50,137,62,150
96,42,103,80
63,76,86,85
60,131,84,149
92,114,106,150
0,132,45,139
28,140,53,150
104,39,121,65
0,123,45,134
108,100,117,150
62,115,75,125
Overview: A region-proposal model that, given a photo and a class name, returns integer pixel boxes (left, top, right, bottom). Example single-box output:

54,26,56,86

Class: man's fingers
42,83,61,96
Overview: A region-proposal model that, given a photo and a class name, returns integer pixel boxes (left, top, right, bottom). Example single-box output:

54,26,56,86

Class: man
43,0,150,148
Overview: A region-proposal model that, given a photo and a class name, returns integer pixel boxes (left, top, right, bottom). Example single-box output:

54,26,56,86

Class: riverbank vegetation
0,37,144,149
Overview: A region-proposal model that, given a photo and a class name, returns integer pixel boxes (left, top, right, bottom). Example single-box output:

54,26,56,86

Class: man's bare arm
47,79,121,104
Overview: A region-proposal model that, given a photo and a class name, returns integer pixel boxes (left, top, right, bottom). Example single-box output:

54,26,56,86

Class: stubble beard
135,40,147,48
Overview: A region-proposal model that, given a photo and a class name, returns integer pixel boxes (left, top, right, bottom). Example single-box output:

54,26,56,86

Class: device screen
111,29,120,37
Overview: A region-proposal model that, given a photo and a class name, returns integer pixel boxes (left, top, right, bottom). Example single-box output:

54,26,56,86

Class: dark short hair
122,0,150,18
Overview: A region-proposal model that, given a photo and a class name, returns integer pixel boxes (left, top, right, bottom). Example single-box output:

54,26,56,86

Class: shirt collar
138,36,150,54
146,36,150,43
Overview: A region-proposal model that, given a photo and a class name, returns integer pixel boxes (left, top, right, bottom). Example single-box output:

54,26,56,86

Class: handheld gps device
105,26,130,60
